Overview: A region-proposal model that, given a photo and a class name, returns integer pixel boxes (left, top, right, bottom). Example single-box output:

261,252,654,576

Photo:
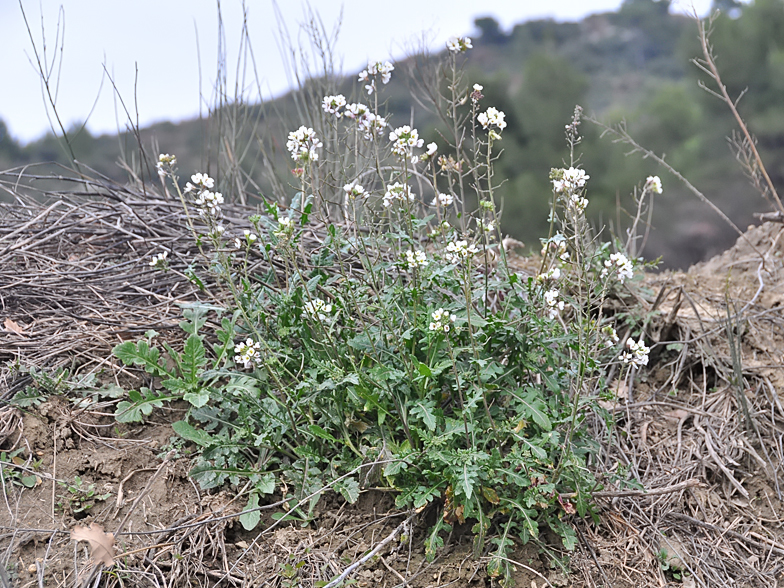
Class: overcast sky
1,0,712,144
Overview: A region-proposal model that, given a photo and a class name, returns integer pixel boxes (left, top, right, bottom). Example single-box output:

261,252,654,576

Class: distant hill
3,0,783,269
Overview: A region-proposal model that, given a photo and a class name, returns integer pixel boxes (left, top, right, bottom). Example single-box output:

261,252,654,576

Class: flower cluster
234,338,262,369
382,182,415,208
389,125,424,160
541,234,570,262
149,251,168,270
286,126,322,163
235,229,258,249
304,298,333,321
187,173,214,192
601,252,634,284
446,36,472,53
344,103,388,139
621,337,650,367
358,60,394,94
404,249,428,269
156,153,177,177
322,94,347,117
429,308,456,333
536,267,561,283
645,175,663,195
601,326,620,348
552,167,589,194
544,288,565,319
477,107,507,131
421,142,438,162
273,217,294,241
194,189,224,219
471,83,483,103
567,193,589,215
343,182,367,200
477,218,495,233
445,240,479,264
432,192,454,207
185,173,223,219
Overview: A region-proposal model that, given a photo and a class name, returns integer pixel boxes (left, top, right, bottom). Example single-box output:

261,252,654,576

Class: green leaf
334,477,360,504
256,472,276,495
115,388,174,423
20,475,39,488
383,460,408,477
306,274,323,292
417,362,432,377
518,389,552,431
182,335,207,382
460,463,477,500
239,493,261,531
411,401,437,431
425,519,447,561
113,341,169,377
308,424,337,443
172,420,214,447
183,389,210,408
179,307,208,335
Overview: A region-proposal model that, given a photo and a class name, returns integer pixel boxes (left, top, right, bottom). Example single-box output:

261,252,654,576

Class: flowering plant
118,32,658,587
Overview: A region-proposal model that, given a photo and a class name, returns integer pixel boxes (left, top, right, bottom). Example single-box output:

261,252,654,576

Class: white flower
646,175,663,194
404,249,429,270
343,182,367,199
602,326,620,348
477,219,495,233
243,229,258,243
189,173,214,190
445,240,479,264
304,298,333,321
432,192,454,207
601,252,634,284
345,103,369,119
544,288,565,319
382,182,415,208
344,103,387,139
568,194,589,215
234,338,262,369
426,142,438,156
156,154,176,176
389,125,424,159
193,189,224,219
552,167,589,194
286,126,322,163
621,337,650,367
446,36,472,53
358,60,394,92
473,83,483,92
477,107,507,131
274,217,294,240
536,267,561,283
322,94,347,117
148,251,168,269
429,308,457,333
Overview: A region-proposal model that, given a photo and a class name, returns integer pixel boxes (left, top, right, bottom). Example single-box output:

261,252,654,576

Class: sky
0,0,714,144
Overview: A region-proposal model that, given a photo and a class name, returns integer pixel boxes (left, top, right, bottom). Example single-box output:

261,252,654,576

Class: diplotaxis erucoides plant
118,34,660,586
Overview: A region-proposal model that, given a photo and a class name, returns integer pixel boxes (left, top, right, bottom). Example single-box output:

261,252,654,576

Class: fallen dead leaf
3,318,25,335
71,523,115,567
